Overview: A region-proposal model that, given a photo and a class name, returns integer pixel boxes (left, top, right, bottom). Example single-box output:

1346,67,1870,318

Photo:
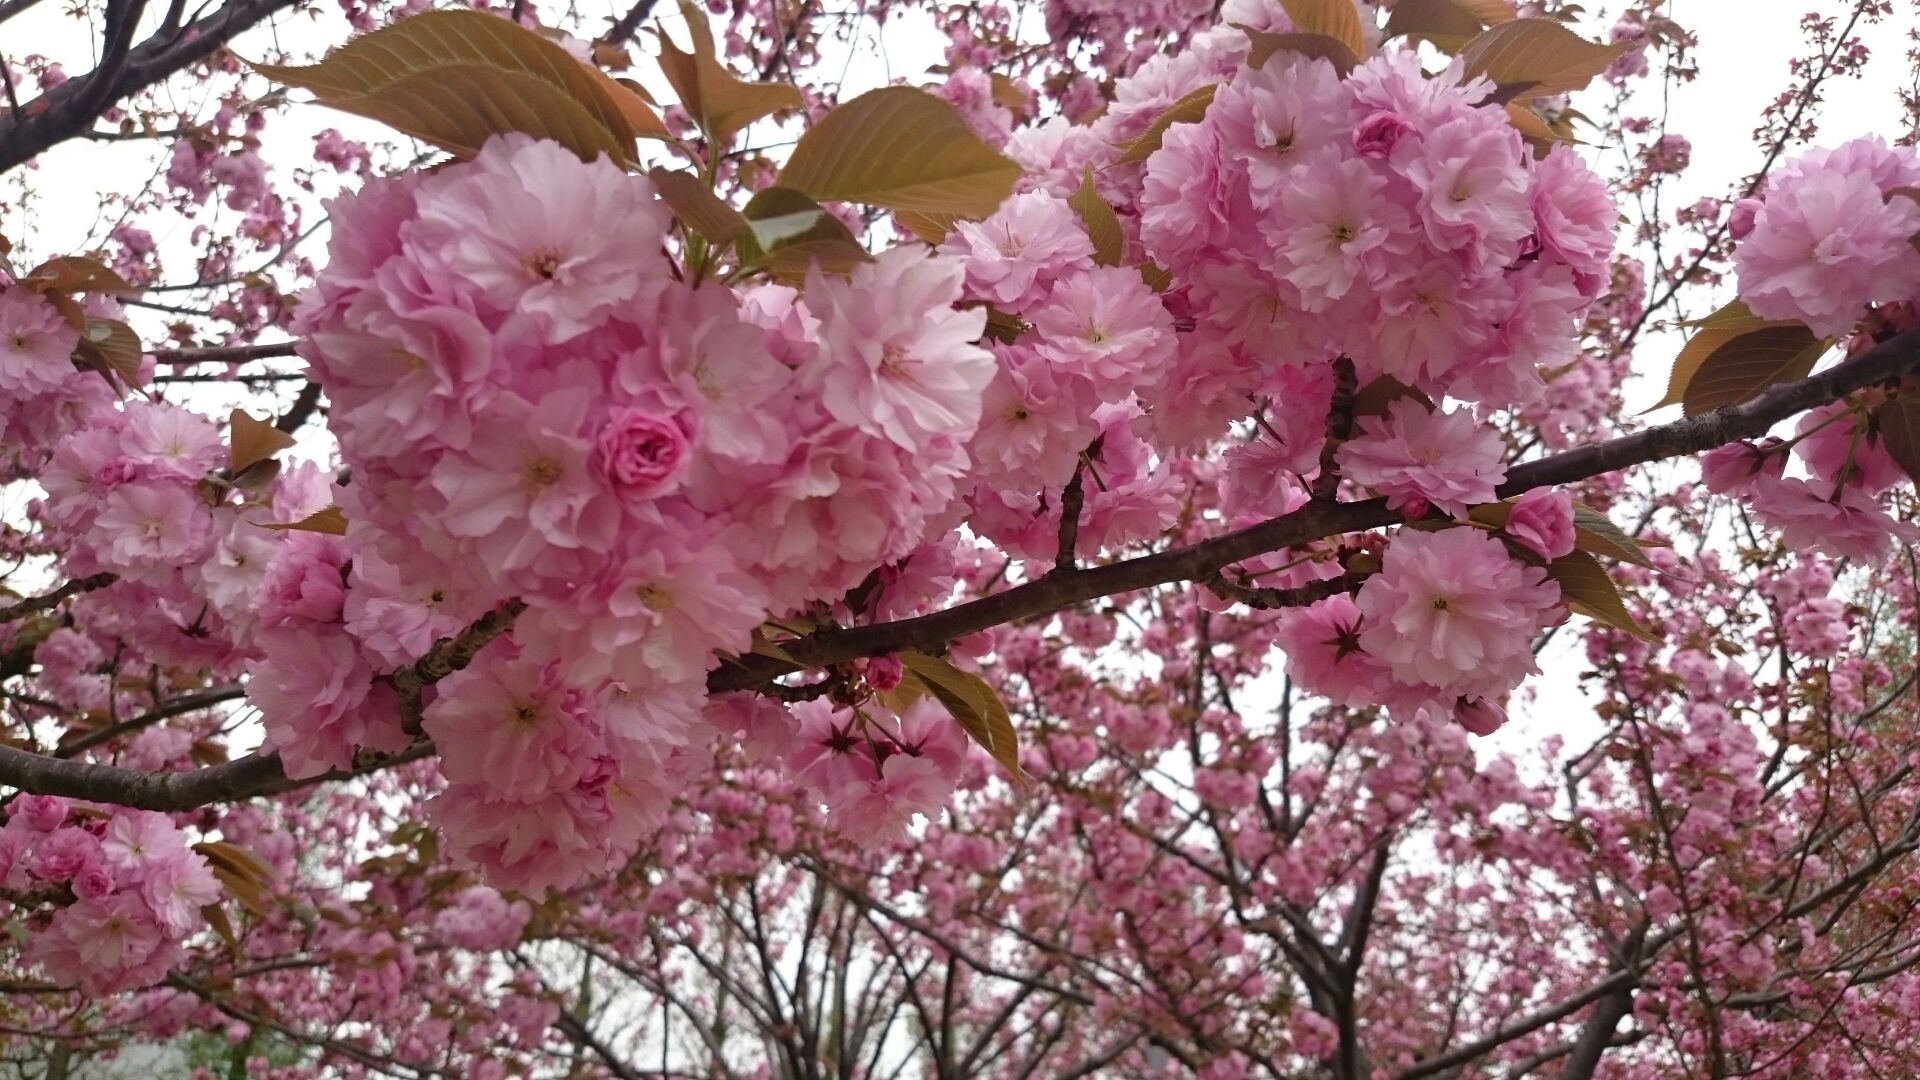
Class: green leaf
653,0,803,145
736,186,873,281
1241,29,1360,77
894,210,962,245
254,10,658,165
1384,0,1489,51
228,409,297,473
1681,324,1830,417
1277,0,1368,58
194,841,275,919
22,256,139,296
1571,504,1655,569
74,318,143,389
1547,550,1658,641
259,505,348,536
1873,396,1920,485
777,86,1023,217
1068,166,1125,266
648,167,748,246
1648,300,1802,413
900,651,1027,786
1457,17,1631,101
1112,84,1218,166
201,903,241,956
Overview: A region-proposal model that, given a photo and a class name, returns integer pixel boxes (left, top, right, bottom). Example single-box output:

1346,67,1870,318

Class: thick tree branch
0,738,434,811
0,573,116,624
1394,972,1637,1080
384,598,527,734
55,685,244,757
151,341,301,366
0,601,521,807
715,329,1920,695
0,0,303,174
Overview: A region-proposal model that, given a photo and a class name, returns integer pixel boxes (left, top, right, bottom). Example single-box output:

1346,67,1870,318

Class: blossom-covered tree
3,0,1920,1075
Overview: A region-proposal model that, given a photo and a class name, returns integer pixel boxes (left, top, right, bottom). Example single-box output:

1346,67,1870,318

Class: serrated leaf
777,86,1022,217
259,505,348,536
74,318,143,388
1277,0,1368,59
895,209,961,245
254,10,652,166
1548,550,1657,641
873,668,929,713
1456,0,1518,21
194,842,275,919
1242,29,1360,77
648,167,747,246
1457,18,1630,101
228,409,297,473
1571,504,1655,568
1682,324,1829,417
1385,0,1489,50
900,651,1026,786
1874,396,1920,484
1649,300,1801,412
1068,166,1125,266
736,187,873,281
1113,84,1217,166
653,0,802,145
1139,262,1172,292
23,256,138,296
1505,102,1575,148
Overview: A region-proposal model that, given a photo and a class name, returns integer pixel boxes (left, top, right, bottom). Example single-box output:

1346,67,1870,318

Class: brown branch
383,598,526,735
0,0,302,174
1394,972,1638,1080
150,340,301,366
0,573,116,624
0,0,46,26
711,328,1920,695
1202,569,1366,611
599,0,662,47
1054,466,1085,571
1311,355,1358,502
0,739,434,811
55,685,244,757
64,0,149,142
276,379,324,435
0,602,518,808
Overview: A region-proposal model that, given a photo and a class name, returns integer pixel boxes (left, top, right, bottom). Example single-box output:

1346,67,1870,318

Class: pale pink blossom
1336,400,1506,518
804,248,994,453
423,650,604,799
1357,527,1563,701
405,134,670,341
1503,488,1577,560
0,289,79,397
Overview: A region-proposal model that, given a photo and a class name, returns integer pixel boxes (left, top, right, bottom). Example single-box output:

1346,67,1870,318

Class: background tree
3,0,1920,1077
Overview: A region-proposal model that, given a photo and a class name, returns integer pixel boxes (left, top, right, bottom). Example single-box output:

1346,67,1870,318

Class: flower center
525,249,564,282
523,456,563,488
635,583,674,613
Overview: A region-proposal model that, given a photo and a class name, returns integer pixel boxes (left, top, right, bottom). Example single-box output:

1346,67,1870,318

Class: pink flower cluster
1275,525,1567,733
1136,47,1617,422
0,797,221,994
287,134,993,889
1701,398,1919,564
1733,136,1920,338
